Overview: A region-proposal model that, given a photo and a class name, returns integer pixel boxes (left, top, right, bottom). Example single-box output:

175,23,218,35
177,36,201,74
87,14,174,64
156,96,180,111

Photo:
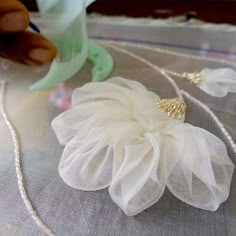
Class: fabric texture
1,15,236,235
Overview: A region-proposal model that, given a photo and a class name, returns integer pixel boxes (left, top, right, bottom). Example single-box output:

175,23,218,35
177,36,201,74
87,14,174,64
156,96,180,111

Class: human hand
0,0,56,66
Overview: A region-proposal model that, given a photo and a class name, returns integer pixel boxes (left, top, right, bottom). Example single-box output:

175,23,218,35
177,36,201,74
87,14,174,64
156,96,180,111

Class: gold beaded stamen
156,97,186,120
182,72,202,85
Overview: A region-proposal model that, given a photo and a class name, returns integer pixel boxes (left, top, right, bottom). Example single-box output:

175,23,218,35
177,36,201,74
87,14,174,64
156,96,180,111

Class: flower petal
199,68,236,97
58,132,113,190
72,77,159,107
58,116,144,190
72,77,177,131
109,133,166,216
52,99,131,144
164,123,234,211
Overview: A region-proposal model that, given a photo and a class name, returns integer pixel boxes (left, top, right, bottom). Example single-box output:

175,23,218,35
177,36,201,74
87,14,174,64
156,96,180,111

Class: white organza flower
199,68,236,97
52,77,234,216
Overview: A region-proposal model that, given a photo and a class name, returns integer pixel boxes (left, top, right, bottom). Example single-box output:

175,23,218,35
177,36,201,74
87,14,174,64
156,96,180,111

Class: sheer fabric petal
199,68,236,97
109,134,166,216
164,123,234,211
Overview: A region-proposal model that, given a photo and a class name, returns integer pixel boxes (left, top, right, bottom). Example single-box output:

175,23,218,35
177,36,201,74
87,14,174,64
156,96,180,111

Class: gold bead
183,72,202,85
156,97,186,120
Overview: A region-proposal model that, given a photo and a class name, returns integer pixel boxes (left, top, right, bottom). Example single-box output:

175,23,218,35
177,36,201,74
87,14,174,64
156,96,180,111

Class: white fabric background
0,16,236,235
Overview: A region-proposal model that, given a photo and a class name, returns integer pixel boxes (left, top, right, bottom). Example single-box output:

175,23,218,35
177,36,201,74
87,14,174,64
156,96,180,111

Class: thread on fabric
162,69,184,78
181,89,236,156
101,42,183,98
77,192,91,235
97,40,236,68
99,41,236,88
0,81,55,236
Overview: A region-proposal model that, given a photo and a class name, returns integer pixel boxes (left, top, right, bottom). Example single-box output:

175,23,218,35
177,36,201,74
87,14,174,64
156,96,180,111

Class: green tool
30,0,113,90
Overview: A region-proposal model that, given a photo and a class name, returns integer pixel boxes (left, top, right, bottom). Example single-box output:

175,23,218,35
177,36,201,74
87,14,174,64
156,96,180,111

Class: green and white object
31,0,113,90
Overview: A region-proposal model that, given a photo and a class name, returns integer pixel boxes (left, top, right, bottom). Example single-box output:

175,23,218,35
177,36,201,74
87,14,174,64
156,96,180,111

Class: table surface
0,16,236,236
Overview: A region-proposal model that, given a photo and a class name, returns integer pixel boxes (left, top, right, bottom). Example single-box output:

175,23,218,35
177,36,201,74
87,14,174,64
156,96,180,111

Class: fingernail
0,12,28,31
28,48,54,63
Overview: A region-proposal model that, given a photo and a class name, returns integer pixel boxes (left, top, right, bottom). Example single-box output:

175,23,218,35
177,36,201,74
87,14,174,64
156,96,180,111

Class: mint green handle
31,0,113,91
88,40,113,82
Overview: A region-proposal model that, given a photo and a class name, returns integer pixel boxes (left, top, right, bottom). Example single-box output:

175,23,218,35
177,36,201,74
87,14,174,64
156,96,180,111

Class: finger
0,0,29,32
0,31,57,65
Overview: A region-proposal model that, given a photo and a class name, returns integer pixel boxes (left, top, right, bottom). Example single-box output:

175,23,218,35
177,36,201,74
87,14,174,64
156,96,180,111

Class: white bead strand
181,89,236,155
0,81,55,236
98,40,236,68
101,42,183,98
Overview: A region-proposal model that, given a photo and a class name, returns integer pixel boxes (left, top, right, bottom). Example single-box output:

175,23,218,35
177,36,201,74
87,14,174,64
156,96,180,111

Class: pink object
49,83,73,110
